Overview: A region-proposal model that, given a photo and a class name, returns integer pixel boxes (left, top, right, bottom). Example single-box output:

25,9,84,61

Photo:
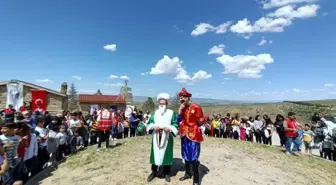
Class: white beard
158,105,167,115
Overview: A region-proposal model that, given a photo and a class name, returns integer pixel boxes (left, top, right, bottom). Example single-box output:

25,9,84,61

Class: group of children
0,110,87,185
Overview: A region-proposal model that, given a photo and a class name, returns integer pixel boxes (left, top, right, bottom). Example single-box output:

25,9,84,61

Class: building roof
0,79,66,97
78,94,125,104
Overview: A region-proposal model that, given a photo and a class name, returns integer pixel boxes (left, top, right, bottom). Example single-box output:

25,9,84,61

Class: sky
0,0,336,101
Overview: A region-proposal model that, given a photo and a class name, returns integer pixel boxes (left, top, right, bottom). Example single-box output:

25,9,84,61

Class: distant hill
132,96,253,105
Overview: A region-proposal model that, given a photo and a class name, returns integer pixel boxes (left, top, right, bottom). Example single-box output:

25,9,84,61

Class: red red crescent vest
98,110,113,131
285,118,298,138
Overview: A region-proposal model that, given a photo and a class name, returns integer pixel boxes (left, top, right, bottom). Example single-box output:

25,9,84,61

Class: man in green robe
146,93,179,183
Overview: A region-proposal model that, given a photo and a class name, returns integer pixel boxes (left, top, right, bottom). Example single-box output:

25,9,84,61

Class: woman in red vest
283,112,303,155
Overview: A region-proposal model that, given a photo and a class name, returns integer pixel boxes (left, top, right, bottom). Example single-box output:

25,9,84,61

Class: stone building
0,79,68,114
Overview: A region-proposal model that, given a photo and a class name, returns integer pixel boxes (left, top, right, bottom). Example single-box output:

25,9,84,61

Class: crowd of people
0,102,335,184
0,103,155,185
204,111,336,161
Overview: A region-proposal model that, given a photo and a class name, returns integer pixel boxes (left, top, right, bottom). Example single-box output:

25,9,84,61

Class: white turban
157,93,170,102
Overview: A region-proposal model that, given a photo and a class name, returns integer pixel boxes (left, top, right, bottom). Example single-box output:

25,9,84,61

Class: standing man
178,88,204,185
146,93,179,183
96,106,113,152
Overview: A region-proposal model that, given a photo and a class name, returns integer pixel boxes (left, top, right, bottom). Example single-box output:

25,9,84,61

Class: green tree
68,83,79,112
169,93,180,112
142,97,155,112
95,89,102,95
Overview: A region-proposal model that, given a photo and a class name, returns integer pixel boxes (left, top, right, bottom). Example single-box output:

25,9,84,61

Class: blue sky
0,0,335,101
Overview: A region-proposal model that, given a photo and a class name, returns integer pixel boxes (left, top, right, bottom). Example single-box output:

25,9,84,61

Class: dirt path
29,136,336,185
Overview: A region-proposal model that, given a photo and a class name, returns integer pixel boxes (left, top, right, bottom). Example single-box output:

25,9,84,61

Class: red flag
31,90,47,111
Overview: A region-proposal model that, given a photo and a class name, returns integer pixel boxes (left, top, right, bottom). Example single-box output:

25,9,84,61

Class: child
56,125,68,161
70,131,84,153
117,119,124,139
303,124,315,155
47,117,59,167
89,116,98,145
0,122,21,182
34,117,50,172
0,139,10,184
137,119,145,136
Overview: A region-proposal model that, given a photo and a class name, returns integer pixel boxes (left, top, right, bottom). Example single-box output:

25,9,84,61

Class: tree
95,89,102,95
68,83,79,112
142,97,155,112
169,93,180,112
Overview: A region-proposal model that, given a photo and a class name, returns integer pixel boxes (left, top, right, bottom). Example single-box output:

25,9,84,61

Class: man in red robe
178,88,204,185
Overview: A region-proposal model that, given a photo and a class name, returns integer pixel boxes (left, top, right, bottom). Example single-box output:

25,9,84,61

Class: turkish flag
31,90,47,111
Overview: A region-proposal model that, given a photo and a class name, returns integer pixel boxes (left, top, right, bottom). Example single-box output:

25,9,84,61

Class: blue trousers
285,136,301,152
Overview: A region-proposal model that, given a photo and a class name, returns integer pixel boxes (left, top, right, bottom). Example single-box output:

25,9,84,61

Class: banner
31,89,47,111
90,104,99,115
6,82,24,111
125,105,135,118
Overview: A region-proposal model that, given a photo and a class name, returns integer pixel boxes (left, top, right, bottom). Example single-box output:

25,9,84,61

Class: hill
28,137,336,185
201,101,336,123
133,96,251,105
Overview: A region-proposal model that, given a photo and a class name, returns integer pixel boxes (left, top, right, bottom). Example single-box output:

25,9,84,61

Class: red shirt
179,103,205,143
18,134,31,160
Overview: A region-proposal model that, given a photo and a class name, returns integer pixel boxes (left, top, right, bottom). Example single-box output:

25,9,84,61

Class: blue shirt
129,115,136,129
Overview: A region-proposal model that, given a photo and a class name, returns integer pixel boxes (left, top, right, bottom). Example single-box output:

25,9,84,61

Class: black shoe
147,173,156,182
179,174,192,181
165,175,171,182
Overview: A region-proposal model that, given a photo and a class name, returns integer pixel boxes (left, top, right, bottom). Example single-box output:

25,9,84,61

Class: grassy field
28,136,336,185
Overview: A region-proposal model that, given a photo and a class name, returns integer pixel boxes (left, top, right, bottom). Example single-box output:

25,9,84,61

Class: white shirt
69,119,80,128
35,126,48,147
56,132,68,145
24,133,38,161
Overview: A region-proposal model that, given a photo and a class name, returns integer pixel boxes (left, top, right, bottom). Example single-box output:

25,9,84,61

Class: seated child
70,131,84,153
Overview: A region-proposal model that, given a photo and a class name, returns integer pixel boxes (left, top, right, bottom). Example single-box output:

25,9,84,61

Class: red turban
178,88,192,97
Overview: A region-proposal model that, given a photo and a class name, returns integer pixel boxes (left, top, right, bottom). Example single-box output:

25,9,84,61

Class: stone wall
0,84,66,114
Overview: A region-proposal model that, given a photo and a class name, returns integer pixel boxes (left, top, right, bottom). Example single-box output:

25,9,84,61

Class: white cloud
223,78,232,81
103,44,117,52
103,83,123,87
140,72,148,76
230,4,319,35
191,23,215,36
257,37,273,46
36,79,53,83
108,74,129,80
120,76,130,80
322,12,328,16
324,84,334,87
149,55,212,83
208,44,225,55
216,53,274,78
108,74,119,79
215,22,232,34
173,25,183,32
262,0,318,9
191,21,232,36
257,38,268,46
72,76,82,80
268,4,320,19
293,88,301,93
150,55,184,75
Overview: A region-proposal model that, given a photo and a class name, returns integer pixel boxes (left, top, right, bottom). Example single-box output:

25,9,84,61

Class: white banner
125,105,135,118
90,104,99,115
6,82,24,110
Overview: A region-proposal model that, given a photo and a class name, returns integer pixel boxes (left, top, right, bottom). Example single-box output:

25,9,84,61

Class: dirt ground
28,136,336,185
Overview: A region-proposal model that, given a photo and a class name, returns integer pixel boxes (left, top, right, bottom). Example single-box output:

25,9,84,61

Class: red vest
98,110,113,131
285,118,297,138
